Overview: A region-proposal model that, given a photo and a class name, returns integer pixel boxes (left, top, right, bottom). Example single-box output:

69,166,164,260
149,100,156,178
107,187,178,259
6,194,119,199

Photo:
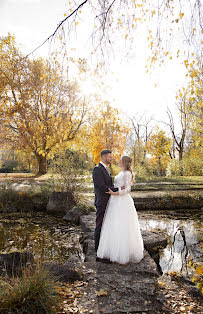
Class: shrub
0,266,62,313
49,150,87,204
167,156,203,176
0,184,52,212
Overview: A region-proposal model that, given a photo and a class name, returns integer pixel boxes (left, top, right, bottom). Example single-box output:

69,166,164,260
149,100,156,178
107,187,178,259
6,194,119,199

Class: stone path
75,212,169,313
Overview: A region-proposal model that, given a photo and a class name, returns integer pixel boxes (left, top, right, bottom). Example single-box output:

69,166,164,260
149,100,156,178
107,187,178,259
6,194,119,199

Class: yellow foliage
88,103,130,164
0,34,87,174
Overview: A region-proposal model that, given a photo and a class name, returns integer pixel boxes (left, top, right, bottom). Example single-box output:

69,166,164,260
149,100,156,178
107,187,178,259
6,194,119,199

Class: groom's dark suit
93,162,119,251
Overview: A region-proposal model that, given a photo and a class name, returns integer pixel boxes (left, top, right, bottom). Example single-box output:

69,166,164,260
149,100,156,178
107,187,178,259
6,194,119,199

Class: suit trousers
94,205,107,251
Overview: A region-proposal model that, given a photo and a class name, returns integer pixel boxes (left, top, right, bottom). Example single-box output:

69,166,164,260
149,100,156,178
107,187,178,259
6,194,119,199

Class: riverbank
0,209,202,313
0,173,203,211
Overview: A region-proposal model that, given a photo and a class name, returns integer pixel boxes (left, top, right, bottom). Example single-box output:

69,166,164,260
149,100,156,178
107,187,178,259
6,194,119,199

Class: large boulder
63,204,95,224
0,251,34,277
47,191,76,213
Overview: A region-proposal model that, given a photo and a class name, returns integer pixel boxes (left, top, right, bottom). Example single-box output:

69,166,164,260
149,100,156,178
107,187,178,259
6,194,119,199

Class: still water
138,209,202,275
0,212,84,263
0,210,202,275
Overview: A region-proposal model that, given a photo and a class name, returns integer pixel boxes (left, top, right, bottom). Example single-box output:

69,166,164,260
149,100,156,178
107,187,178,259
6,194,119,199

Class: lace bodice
113,171,132,195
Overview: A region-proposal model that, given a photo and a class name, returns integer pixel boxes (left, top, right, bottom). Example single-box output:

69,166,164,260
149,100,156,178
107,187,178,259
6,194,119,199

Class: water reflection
0,212,84,263
138,210,203,275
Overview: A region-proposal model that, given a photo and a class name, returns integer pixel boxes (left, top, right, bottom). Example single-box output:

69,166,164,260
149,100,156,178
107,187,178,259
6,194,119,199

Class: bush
167,156,203,176
0,266,62,313
0,184,52,212
0,160,18,173
49,150,88,204
132,163,152,179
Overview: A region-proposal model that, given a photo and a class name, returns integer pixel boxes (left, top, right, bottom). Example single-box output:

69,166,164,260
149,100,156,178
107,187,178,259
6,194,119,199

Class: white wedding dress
97,170,144,264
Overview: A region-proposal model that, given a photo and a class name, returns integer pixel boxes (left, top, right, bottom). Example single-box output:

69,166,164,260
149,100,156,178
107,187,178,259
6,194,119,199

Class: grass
134,175,203,183
0,265,62,313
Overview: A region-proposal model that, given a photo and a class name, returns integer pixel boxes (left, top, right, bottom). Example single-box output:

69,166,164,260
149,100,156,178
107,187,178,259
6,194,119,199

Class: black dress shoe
96,257,112,263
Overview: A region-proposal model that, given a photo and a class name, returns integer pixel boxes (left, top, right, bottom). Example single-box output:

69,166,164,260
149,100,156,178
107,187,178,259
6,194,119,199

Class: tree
0,35,87,174
163,57,202,175
26,0,202,73
127,113,154,168
146,126,172,176
89,102,129,164
185,58,203,148
166,97,189,163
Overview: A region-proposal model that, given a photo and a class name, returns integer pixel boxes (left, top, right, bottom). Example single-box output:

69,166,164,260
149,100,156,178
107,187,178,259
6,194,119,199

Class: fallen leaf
96,289,108,296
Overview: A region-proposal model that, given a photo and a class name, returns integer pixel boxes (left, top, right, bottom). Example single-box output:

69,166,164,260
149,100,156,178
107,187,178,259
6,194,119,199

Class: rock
10,182,31,192
0,251,34,277
188,286,203,298
77,212,167,313
42,263,83,283
47,191,75,213
141,229,168,256
65,255,83,266
63,204,95,224
63,207,86,224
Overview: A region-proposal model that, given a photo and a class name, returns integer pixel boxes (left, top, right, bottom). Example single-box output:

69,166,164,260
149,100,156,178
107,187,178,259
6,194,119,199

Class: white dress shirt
99,161,121,193
100,161,111,176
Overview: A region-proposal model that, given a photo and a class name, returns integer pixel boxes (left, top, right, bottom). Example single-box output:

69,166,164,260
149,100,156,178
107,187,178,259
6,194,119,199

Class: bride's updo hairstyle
121,156,134,182
121,156,132,173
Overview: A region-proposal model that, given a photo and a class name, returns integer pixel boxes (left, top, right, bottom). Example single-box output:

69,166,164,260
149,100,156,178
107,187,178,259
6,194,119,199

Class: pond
0,212,85,264
0,210,202,277
138,209,203,275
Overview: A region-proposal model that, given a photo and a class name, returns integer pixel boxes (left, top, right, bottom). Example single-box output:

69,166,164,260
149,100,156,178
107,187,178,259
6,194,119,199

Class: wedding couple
93,149,144,264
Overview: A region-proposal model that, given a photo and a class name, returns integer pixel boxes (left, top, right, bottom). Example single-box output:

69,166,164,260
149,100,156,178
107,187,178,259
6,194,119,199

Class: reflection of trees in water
168,224,189,273
139,211,202,273
0,217,83,263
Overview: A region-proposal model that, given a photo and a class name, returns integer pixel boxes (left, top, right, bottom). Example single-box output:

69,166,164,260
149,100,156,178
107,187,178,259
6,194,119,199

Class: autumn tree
185,58,203,148
146,126,172,176
89,102,129,164
0,35,87,174
162,57,203,175
26,0,202,74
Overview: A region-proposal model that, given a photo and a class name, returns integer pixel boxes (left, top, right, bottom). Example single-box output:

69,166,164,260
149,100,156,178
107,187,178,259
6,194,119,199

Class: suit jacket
93,162,118,208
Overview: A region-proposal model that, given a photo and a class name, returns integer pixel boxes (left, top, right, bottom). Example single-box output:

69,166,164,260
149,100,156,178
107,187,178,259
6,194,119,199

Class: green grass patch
134,175,203,183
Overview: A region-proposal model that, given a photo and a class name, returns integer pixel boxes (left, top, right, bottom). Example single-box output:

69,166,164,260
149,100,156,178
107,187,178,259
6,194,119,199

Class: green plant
49,150,88,204
0,265,62,313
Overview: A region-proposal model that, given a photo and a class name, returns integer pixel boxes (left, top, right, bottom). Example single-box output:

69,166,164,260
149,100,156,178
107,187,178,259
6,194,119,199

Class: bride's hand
106,188,119,195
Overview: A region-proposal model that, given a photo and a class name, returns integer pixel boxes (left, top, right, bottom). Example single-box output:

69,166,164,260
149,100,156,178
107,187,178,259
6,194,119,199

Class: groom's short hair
101,149,112,157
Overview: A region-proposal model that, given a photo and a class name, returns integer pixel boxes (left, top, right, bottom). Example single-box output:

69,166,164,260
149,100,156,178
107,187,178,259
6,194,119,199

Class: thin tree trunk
158,157,161,176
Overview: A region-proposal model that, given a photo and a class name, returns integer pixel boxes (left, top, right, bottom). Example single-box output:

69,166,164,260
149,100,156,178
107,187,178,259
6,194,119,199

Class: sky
0,0,190,133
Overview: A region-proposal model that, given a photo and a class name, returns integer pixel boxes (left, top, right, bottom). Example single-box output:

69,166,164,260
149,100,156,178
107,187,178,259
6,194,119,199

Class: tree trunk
36,154,47,175
179,150,184,176
158,157,161,176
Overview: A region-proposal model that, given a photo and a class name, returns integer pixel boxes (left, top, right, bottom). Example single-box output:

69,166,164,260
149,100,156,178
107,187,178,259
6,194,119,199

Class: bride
96,156,144,264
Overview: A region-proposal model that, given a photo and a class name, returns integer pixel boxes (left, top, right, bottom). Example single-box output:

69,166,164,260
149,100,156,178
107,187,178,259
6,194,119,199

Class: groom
93,149,124,256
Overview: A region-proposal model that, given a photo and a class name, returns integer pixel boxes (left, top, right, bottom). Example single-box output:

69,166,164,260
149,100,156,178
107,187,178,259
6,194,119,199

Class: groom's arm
93,167,118,193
